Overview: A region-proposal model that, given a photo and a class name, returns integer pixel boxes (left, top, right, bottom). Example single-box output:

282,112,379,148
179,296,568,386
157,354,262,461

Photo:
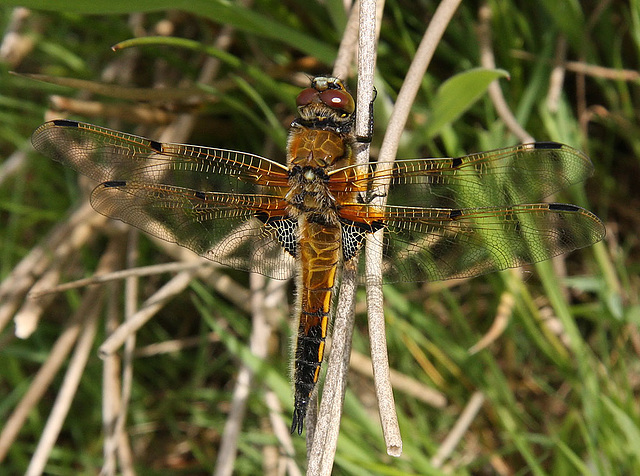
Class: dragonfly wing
90,181,295,279
331,142,595,209
366,203,605,282
32,120,295,278
31,120,290,194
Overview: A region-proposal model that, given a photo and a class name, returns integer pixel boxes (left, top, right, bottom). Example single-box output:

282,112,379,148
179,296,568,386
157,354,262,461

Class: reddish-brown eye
296,88,318,107
319,89,355,114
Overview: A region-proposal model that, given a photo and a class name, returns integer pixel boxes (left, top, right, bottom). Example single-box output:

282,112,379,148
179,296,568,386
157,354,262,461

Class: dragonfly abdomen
290,219,341,435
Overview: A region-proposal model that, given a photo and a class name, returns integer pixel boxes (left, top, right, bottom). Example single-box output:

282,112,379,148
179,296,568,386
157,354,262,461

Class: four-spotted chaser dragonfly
32,76,605,434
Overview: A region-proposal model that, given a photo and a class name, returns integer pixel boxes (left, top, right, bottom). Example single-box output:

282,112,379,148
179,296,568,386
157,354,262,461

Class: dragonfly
32,76,605,435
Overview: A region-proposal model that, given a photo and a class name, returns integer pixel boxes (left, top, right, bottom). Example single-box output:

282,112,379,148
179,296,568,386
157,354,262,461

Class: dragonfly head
296,76,355,131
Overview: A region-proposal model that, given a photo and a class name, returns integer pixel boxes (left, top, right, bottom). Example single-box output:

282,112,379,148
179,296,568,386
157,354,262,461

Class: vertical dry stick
307,1,378,474
365,0,463,457
102,275,123,476
101,235,127,476
115,230,139,475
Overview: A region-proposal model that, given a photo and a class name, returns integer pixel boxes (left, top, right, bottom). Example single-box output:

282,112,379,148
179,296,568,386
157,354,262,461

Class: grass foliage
1,0,639,474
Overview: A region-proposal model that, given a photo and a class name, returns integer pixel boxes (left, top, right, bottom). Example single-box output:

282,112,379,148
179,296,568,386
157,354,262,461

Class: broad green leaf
425,67,509,139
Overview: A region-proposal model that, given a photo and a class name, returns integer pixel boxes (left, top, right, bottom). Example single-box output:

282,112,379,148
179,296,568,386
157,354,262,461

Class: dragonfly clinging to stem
32,76,605,434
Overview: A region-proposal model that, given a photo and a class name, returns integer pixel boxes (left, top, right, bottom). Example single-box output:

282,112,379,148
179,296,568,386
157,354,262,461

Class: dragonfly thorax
286,165,338,221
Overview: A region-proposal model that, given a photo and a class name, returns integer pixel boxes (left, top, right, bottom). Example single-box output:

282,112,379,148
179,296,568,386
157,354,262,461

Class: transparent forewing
359,203,606,282
32,120,295,279
31,120,291,194
330,142,595,209
90,182,295,278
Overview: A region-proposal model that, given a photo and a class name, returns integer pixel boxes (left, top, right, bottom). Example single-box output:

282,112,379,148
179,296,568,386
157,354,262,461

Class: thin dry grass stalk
430,391,485,468
24,237,123,475
0,203,102,333
365,0,463,458
477,4,533,143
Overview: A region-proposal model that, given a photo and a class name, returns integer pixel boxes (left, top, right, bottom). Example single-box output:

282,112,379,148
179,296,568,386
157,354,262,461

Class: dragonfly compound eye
296,87,319,107
319,89,355,115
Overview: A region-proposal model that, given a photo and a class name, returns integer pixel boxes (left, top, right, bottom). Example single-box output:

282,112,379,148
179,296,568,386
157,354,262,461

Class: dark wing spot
149,140,163,152
451,157,463,168
534,141,562,150
449,209,462,219
194,191,206,200
52,119,79,127
549,203,580,212
103,180,127,187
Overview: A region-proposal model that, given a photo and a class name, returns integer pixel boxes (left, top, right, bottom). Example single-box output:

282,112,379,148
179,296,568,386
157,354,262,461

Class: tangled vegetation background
0,1,638,474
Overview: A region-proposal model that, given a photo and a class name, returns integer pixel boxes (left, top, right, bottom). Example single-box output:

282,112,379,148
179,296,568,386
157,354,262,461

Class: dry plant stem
430,391,485,468
213,272,273,476
510,50,640,82
264,391,302,476
133,331,220,357
0,203,101,333
364,0,462,458
102,279,123,476
348,351,446,408
0,310,84,462
49,95,176,125
477,5,536,353
477,5,534,143
13,267,63,339
113,230,139,476
546,36,568,113
26,300,103,476
100,234,129,476
333,0,384,81
467,286,515,355
25,239,121,476
304,1,376,473
98,268,200,356
29,260,207,297
18,72,212,102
